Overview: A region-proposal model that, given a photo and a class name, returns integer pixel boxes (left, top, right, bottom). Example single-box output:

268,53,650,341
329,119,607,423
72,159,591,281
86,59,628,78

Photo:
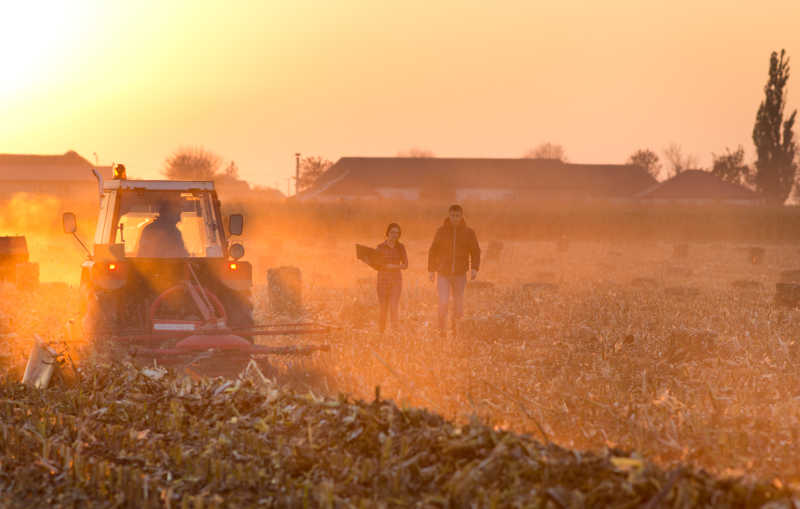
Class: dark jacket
376,241,407,295
138,219,189,258
376,241,408,273
428,218,480,276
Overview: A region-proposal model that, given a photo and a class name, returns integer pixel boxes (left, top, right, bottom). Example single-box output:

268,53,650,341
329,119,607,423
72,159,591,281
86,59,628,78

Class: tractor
62,166,327,376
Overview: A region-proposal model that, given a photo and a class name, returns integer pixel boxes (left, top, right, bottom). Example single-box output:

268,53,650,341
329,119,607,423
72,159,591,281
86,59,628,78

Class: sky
1,0,799,190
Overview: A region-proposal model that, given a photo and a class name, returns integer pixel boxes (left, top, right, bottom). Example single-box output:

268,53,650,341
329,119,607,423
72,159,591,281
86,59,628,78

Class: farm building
294,157,657,201
0,151,111,197
214,175,286,201
0,151,286,203
637,170,763,205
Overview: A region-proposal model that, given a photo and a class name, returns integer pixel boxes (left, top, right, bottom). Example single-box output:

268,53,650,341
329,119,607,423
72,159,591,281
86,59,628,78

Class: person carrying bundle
375,223,408,333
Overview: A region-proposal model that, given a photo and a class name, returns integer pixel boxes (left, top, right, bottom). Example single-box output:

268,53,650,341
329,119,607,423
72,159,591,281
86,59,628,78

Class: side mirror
62,212,77,234
229,243,245,260
228,214,243,236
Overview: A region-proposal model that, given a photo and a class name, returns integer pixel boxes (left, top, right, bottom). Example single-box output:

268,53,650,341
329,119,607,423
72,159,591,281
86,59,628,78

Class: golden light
0,2,95,98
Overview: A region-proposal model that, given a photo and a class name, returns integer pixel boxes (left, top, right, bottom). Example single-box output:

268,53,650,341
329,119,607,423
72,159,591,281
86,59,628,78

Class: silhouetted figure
138,201,188,258
428,204,480,338
376,223,408,333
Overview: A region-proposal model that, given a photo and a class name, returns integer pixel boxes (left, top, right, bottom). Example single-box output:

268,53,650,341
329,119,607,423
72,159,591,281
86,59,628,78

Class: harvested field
3,239,800,505
0,362,794,507
266,240,800,484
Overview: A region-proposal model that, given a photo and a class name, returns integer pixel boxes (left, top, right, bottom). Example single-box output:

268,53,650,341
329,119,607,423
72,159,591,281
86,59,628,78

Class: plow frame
101,322,333,363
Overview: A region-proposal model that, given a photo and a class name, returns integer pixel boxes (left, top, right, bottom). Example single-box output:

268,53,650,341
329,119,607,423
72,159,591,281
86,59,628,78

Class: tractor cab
99,181,228,259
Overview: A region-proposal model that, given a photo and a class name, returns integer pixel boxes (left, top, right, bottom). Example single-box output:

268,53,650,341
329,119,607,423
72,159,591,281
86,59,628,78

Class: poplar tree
753,49,798,204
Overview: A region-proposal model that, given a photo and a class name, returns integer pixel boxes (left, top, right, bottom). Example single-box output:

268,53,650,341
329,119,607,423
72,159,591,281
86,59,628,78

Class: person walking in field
376,223,408,333
428,204,481,338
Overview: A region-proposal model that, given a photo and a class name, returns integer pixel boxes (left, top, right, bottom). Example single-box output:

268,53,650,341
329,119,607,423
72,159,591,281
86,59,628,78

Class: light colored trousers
437,274,466,330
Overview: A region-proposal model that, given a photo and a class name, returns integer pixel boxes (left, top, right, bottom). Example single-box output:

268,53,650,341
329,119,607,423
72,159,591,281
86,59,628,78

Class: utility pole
294,153,301,195
92,152,98,165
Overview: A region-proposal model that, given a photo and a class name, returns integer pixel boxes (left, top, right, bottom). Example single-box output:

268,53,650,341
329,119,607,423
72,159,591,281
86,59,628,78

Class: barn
0,151,111,198
637,170,763,205
294,157,657,202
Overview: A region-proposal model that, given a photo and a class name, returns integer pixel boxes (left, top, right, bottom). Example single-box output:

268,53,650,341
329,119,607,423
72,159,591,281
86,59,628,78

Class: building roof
637,170,762,201
298,157,657,199
0,151,113,181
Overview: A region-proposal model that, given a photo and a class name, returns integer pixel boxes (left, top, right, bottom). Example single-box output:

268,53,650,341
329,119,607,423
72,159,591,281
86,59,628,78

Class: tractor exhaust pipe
91,168,104,199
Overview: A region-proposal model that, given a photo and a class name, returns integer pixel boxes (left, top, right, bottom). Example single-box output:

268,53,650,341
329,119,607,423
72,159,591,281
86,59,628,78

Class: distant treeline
225,198,800,244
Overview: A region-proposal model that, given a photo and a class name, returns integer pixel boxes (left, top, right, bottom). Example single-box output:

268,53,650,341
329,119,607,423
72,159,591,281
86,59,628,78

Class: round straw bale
775,282,800,307
267,266,303,316
732,279,761,291
779,270,800,283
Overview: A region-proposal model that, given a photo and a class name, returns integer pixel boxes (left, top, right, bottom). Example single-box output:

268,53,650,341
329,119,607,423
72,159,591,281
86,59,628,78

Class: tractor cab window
114,190,223,258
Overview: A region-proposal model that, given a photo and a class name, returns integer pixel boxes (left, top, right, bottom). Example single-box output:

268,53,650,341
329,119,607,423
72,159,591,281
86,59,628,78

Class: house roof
250,186,286,200
637,170,762,201
0,151,113,181
298,157,657,199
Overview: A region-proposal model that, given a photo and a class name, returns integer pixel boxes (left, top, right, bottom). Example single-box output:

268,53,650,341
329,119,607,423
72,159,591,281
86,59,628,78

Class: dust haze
3,190,800,481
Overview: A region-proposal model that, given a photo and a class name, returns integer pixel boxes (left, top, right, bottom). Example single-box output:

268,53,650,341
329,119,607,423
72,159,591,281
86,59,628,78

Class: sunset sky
1,0,799,190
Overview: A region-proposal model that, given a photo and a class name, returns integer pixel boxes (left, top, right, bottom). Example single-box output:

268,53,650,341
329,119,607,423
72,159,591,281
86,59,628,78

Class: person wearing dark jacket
138,201,189,258
428,204,480,337
376,223,408,332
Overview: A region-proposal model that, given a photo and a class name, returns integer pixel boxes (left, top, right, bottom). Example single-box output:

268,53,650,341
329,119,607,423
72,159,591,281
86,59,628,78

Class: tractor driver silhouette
137,200,189,258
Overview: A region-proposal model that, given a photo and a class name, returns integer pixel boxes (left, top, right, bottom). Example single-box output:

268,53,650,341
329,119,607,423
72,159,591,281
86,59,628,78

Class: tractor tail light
218,260,249,290
93,260,126,290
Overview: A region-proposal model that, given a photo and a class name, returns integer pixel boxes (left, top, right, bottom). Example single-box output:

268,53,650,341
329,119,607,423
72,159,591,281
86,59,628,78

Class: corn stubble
2,240,800,506
0,359,793,507
299,241,800,488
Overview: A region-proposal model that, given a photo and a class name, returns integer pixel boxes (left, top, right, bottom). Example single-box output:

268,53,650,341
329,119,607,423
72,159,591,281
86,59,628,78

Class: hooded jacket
138,217,189,258
428,218,480,276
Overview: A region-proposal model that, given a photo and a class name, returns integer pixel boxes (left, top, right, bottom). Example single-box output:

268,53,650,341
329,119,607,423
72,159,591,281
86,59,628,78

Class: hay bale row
775,283,800,308
665,286,700,298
